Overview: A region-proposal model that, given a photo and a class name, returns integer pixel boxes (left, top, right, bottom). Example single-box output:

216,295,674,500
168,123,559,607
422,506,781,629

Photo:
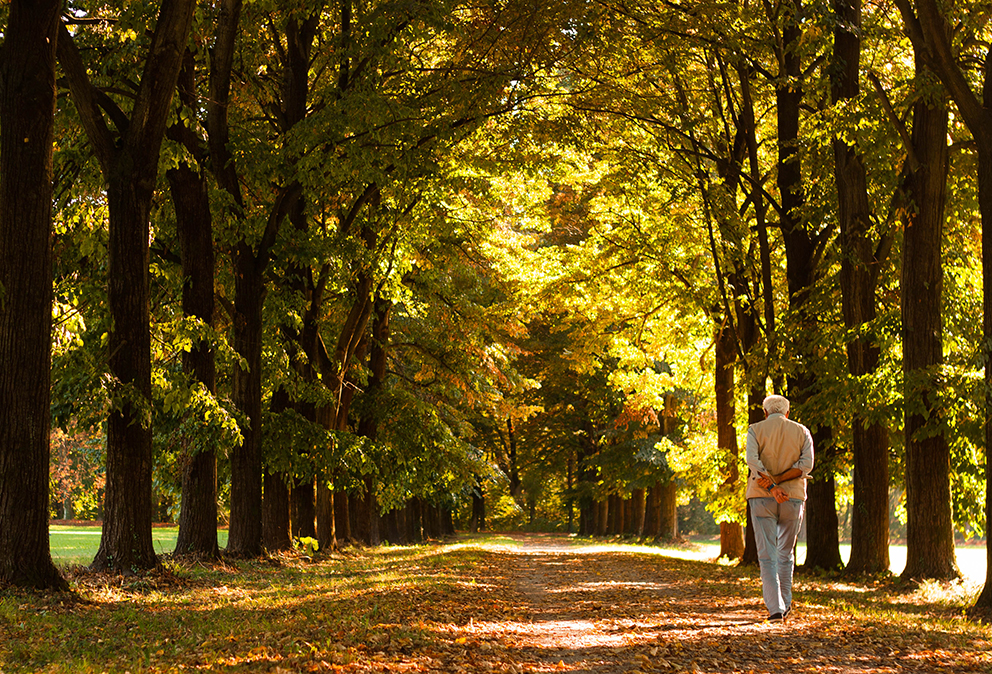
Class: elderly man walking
745,394,814,622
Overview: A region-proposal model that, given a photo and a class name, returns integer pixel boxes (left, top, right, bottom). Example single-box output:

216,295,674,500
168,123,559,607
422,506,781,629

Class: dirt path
441,534,777,673
418,534,989,673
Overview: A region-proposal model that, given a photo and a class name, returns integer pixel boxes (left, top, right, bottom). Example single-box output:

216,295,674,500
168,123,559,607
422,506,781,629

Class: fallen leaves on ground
2,533,990,673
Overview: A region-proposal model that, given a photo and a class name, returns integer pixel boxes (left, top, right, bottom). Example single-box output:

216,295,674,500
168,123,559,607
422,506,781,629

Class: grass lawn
51,526,986,583
50,525,229,566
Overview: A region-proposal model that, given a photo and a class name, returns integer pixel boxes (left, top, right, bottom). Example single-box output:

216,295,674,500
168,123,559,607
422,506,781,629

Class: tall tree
168,51,220,559
893,0,967,582
770,0,842,571
0,0,69,590
830,0,891,575
714,318,744,559
57,0,197,572
900,67,957,580
207,0,313,557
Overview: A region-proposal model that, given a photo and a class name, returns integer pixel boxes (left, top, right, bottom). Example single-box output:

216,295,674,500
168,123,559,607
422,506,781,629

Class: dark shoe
767,612,784,621
783,607,791,620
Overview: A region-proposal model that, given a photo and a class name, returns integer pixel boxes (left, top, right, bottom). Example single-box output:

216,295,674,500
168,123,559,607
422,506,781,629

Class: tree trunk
226,247,265,557
831,0,890,576
775,0,842,572
803,466,843,571
262,470,292,551
56,0,196,575
310,406,334,549
657,479,678,540
577,436,598,536
631,488,645,537
349,492,362,542
292,476,316,539
644,481,662,539
383,509,400,543
395,507,408,544
169,160,219,560
316,479,336,550
891,0,992,603
901,67,958,580
643,483,657,538
216,6,313,559
93,171,161,572
595,499,608,536
407,498,423,543
739,64,777,389
715,317,744,560
423,503,439,539
0,0,68,590
742,390,765,565
261,388,292,552
977,145,992,607
442,507,456,537
720,523,744,559
607,494,620,535
470,478,486,533
503,417,522,499
355,298,390,546
742,503,758,565
352,487,376,545
330,487,349,544
175,448,219,558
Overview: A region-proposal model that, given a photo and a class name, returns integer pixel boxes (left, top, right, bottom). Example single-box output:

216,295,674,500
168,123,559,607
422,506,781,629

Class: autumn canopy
0,0,990,616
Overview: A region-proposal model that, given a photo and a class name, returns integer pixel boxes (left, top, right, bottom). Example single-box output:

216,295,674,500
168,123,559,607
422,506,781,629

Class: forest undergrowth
1,533,990,673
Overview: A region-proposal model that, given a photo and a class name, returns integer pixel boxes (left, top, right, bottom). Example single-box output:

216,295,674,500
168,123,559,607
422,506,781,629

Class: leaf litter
1,533,990,673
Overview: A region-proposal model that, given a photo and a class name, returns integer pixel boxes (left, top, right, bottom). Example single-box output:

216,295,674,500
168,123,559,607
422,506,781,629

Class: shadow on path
423,533,988,674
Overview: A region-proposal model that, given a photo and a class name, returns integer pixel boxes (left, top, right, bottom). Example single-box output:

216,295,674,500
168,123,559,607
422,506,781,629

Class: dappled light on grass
3,533,992,672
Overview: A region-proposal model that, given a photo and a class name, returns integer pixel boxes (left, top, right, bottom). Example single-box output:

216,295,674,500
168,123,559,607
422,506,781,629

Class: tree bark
0,0,68,590
383,509,401,543
656,479,678,541
630,488,645,537
316,479,337,550
715,318,744,559
979,144,992,608
226,247,265,557
329,487,348,545
407,498,423,543
216,6,315,559
831,0,890,576
169,155,220,559
608,494,621,535
292,477,317,539
174,443,219,558
901,61,958,580
595,499,608,536
355,298,391,545
261,388,293,552
644,481,662,539
423,503,439,539
262,470,292,551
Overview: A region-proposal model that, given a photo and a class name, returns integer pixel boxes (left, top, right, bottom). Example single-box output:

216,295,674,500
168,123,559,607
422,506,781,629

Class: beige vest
746,414,808,501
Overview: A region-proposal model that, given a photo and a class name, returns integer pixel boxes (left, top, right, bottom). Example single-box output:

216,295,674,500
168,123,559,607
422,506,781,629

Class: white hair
763,395,790,416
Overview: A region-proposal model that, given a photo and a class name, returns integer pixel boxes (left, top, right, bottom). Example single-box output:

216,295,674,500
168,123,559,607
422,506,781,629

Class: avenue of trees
1,0,991,614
